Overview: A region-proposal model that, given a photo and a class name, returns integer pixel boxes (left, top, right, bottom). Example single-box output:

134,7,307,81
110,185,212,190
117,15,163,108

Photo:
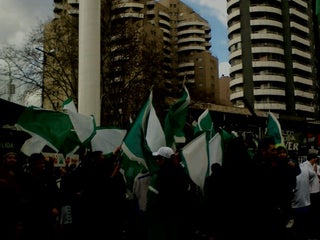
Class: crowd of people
0,135,319,240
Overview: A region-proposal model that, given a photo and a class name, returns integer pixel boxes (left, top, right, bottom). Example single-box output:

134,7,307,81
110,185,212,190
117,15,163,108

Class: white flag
208,132,223,172
181,132,208,192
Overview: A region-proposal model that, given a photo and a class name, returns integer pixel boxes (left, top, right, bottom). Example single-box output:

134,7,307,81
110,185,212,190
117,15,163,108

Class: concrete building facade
227,0,318,119
51,0,219,107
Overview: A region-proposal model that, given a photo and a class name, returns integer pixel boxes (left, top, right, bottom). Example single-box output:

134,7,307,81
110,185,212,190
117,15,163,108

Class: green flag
164,84,191,149
15,106,77,154
193,108,215,139
120,91,165,189
265,111,284,145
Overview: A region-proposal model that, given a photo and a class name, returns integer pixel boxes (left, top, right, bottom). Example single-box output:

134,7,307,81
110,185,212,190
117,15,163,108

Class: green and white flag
265,111,284,145
62,98,96,146
62,98,77,113
208,132,223,169
164,84,190,149
20,134,48,156
146,103,166,152
181,129,234,192
121,93,152,170
15,107,76,155
193,109,215,139
181,132,208,193
91,127,127,155
121,91,165,189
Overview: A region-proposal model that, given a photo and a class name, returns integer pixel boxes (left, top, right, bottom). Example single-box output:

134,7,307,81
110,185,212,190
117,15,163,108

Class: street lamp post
35,47,54,108
35,47,55,108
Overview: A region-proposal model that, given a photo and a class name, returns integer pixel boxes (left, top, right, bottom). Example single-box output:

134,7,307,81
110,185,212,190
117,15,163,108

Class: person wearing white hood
292,148,318,240
146,146,191,240
301,148,320,239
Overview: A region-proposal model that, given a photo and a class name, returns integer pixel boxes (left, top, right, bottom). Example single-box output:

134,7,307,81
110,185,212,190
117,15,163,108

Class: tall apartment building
227,0,318,119
51,0,218,106
53,0,79,18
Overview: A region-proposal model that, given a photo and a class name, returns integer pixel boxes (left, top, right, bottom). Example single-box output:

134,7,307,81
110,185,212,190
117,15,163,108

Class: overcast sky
0,0,230,76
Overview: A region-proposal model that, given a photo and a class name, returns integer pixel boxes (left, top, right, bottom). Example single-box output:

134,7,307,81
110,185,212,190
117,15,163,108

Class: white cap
152,147,174,159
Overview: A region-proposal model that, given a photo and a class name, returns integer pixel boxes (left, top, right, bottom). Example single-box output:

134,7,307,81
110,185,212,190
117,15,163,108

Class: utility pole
35,47,55,108
78,0,101,125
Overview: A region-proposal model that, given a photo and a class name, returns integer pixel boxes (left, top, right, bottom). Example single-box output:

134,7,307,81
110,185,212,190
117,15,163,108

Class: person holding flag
146,146,191,240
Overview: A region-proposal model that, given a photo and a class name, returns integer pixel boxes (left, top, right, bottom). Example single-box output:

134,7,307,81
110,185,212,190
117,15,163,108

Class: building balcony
177,21,208,29
177,29,204,36
250,6,282,15
290,8,308,21
294,90,314,99
250,19,283,29
178,37,205,44
252,60,285,69
112,12,144,20
112,2,144,10
292,62,312,73
227,0,239,9
295,104,314,113
178,62,195,68
254,88,285,96
290,22,309,34
255,102,286,110
293,76,313,86
177,45,206,52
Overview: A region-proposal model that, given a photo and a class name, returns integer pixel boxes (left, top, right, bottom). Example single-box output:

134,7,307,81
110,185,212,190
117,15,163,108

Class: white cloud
185,0,228,27
184,0,229,75
0,0,231,80
0,0,53,47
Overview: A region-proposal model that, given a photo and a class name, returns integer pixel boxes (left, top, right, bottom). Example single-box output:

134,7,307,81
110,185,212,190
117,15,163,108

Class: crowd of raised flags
12,84,283,192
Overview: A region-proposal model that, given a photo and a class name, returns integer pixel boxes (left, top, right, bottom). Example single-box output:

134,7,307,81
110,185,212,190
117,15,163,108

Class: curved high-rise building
110,0,218,101
227,0,318,119
51,0,218,103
